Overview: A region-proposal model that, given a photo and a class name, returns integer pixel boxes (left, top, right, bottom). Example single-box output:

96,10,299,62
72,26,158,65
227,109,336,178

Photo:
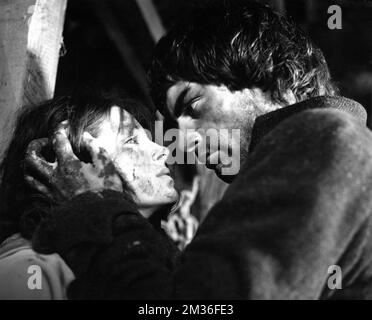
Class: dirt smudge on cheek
68,159,83,174
138,179,155,197
131,167,138,181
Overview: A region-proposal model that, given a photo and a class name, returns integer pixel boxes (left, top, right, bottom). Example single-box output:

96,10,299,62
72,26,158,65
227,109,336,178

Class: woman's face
94,106,178,217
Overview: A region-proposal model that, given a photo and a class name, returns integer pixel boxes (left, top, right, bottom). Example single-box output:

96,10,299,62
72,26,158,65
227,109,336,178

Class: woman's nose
152,144,169,162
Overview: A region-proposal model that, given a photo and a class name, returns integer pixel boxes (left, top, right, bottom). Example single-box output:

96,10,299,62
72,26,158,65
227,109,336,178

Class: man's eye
182,101,198,117
183,104,194,116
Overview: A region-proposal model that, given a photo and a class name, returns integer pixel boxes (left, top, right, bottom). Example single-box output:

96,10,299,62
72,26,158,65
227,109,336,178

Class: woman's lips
156,167,171,177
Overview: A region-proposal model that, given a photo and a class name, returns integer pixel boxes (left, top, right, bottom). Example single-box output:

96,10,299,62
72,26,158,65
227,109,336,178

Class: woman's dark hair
0,90,155,242
149,0,338,116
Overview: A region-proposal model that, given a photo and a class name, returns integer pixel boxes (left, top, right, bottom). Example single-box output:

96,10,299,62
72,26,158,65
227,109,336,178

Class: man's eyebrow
174,87,190,118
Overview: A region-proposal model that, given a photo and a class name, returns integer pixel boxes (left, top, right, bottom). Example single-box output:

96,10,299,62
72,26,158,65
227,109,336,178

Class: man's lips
205,157,217,170
205,161,224,173
205,152,232,172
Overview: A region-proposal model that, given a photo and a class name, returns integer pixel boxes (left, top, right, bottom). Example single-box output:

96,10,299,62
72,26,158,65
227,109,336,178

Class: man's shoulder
290,107,366,130
236,107,372,194
261,107,372,156
250,96,368,153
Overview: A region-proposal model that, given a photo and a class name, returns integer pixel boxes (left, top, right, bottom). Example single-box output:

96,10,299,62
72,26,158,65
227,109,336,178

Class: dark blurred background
55,0,372,125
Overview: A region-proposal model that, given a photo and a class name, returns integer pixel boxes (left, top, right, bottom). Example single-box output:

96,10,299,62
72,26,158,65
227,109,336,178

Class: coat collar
249,96,367,152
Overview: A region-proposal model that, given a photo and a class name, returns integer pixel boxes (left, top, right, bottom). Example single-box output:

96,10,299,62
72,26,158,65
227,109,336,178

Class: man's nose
177,116,202,153
181,131,203,154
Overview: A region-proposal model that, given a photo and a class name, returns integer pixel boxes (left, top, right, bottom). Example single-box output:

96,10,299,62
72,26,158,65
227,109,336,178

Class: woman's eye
125,136,137,144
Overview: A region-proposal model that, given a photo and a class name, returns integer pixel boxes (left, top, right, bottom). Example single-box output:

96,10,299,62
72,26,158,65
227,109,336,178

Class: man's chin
213,164,238,183
205,155,240,183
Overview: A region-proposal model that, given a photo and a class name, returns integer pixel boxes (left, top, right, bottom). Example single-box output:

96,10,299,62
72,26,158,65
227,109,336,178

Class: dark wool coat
33,96,372,299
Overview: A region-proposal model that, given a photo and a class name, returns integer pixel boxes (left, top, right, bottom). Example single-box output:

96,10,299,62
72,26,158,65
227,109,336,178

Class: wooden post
135,0,165,43
0,0,67,160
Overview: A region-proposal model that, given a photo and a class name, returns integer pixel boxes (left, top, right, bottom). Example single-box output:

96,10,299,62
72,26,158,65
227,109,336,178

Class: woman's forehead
95,106,144,142
108,105,142,135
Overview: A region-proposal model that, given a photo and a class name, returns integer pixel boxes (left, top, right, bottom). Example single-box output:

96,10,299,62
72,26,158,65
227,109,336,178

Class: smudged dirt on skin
120,112,141,138
26,138,49,157
132,167,138,182
104,178,115,189
97,152,107,166
98,161,116,178
138,178,155,197
69,159,83,170
25,152,54,174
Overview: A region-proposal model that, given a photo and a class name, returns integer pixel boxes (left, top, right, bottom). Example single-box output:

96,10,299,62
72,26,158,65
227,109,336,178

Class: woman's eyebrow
123,134,138,144
174,87,191,118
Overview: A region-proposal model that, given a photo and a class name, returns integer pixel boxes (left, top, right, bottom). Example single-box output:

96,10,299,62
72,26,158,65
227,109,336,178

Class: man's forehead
166,81,223,107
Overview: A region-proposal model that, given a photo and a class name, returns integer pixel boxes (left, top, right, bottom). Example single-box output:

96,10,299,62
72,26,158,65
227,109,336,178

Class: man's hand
24,121,124,202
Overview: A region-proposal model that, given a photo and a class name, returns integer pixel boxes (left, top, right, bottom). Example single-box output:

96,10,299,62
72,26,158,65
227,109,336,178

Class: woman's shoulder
0,234,75,300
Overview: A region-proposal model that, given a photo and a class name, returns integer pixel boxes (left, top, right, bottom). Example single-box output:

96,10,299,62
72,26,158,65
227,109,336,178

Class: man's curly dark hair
148,0,337,116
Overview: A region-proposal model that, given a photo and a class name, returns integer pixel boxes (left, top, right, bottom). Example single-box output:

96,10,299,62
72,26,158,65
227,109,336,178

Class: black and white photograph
1,0,372,308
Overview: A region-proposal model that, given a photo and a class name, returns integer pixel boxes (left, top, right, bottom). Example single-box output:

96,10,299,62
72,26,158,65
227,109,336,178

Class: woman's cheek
136,178,156,198
116,147,140,182
113,154,135,183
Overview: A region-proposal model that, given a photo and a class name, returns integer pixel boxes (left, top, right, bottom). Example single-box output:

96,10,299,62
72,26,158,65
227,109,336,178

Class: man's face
165,82,260,182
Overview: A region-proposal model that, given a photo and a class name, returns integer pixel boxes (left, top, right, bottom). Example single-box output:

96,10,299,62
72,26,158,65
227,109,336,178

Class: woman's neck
138,207,156,219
